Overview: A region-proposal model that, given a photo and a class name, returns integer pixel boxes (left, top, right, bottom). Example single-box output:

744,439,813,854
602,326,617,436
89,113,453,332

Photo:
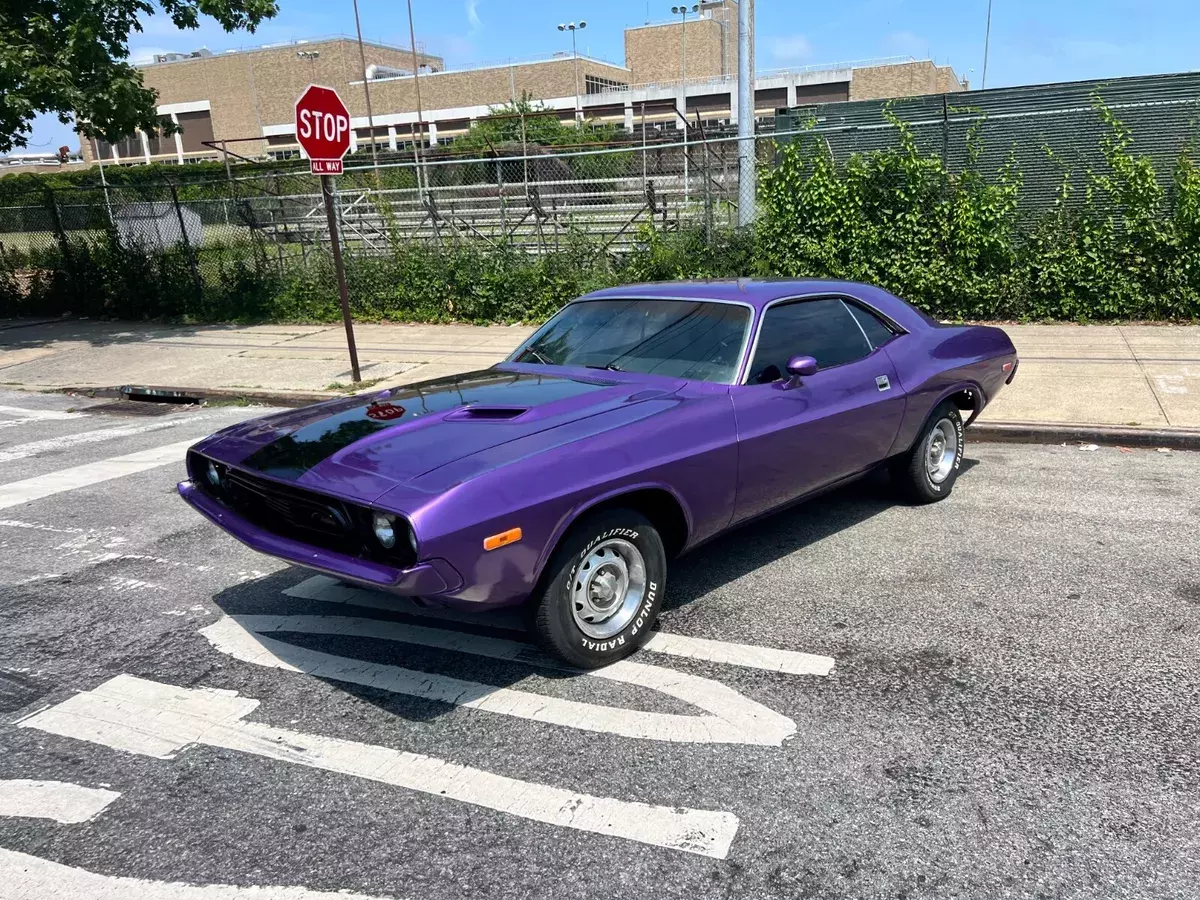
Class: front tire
532,509,667,669
891,401,965,503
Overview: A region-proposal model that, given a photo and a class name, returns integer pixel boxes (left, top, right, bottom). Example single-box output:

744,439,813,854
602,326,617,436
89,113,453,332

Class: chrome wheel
571,538,646,640
924,417,959,485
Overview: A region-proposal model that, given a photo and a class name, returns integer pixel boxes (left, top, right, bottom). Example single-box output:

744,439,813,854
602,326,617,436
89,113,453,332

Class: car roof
579,279,897,312
576,279,935,333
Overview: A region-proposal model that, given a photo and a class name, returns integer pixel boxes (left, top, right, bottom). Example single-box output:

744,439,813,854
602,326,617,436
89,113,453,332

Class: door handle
875,375,891,391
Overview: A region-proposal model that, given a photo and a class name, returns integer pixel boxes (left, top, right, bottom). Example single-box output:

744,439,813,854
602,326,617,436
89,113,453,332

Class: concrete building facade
79,19,964,167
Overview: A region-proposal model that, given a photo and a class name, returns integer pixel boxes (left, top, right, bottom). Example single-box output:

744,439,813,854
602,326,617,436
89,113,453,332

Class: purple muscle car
180,280,1017,667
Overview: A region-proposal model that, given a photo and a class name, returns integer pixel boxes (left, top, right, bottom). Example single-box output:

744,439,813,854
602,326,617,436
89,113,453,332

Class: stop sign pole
295,85,361,383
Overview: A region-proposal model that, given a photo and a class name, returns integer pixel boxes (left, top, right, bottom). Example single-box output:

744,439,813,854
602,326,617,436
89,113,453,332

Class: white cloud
768,34,812,64
466,0,483,35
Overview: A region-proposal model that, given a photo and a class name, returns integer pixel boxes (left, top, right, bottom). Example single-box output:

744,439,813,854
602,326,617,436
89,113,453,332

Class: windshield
509,298,750,383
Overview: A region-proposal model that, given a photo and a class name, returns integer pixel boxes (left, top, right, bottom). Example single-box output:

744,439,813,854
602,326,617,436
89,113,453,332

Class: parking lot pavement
1,388,1198,899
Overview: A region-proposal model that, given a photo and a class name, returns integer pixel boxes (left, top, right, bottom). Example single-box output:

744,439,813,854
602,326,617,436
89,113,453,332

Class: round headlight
206,461,222,486
372,513,396,549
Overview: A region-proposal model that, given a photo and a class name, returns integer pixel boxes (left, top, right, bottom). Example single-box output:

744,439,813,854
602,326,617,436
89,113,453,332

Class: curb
969,421,1200,451
50,384,340,409
0,317,72,331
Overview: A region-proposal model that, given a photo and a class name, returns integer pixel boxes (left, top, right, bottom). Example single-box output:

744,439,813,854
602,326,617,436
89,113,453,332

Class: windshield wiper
518,347,554,365
585,363,623,372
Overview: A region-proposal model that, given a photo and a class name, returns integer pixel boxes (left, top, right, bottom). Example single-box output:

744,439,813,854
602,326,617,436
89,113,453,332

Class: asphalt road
0,388,1198,900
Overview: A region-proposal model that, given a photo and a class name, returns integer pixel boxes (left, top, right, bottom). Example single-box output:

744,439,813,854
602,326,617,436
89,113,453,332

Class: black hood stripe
242,368,609,481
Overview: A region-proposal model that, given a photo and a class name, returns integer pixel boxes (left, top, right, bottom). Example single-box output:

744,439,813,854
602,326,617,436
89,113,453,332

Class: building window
146,128,173,157
114,135,143,160
177,110,215,153
585,74,625,95
266,149,301,161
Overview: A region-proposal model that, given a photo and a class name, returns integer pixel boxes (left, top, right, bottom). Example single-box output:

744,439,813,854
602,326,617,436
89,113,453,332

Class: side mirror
786,355,819,378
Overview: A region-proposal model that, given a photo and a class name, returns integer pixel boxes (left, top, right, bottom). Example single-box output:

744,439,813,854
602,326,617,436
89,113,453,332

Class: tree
450,94,619,155
0,0,278,154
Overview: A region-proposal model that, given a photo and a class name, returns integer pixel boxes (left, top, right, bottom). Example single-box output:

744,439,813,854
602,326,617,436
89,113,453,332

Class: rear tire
891,401,964,503
532,509,667,669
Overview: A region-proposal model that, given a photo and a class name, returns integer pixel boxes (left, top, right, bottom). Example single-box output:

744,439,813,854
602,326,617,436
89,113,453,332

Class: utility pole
672,5,698,204
736,0,755,227
557,21,587,121
351,0,379,173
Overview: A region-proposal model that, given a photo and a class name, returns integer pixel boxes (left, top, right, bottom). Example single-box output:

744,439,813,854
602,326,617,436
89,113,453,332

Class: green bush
754,100,1200,321
4,98,1200,325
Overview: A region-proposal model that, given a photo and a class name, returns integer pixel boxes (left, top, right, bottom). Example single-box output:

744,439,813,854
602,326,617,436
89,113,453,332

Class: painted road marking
643,632,836,677
19,675,739,859
0,779,120,824
201,615,796,746
0,405,85,421
0,439,193,510
0,417,201,463
0,847,399,900
286,575,836,677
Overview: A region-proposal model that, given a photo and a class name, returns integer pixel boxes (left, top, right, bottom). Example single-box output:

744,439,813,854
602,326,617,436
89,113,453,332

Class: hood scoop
445,405,529,421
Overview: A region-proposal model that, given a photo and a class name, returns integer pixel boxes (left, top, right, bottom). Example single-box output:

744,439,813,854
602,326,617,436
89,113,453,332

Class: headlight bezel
188,451,420,569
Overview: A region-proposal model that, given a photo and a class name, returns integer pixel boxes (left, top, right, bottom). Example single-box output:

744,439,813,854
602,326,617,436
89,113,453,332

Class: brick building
625,0,747,84
79,14,964,166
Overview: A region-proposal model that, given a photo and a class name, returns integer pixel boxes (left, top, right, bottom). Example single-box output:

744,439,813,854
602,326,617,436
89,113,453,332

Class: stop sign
295,84,351,175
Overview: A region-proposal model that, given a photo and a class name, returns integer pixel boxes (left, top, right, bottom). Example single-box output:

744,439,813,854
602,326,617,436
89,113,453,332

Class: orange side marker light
483,527,523,551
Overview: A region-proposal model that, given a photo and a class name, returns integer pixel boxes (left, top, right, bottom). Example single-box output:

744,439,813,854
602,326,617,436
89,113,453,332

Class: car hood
197,367,677,503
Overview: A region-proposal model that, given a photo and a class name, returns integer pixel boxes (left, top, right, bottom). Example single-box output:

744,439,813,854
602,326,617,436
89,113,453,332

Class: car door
730,295,907,524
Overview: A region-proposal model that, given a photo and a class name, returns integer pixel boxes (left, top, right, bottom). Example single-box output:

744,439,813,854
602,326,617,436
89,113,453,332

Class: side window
846,302,896,349
749,298,872,383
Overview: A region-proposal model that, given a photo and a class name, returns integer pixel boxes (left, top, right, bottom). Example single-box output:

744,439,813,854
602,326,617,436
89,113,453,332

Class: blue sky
25,0,1200,152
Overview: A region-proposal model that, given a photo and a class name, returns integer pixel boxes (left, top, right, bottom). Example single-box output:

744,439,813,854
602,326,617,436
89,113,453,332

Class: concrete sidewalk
1,317,1198,430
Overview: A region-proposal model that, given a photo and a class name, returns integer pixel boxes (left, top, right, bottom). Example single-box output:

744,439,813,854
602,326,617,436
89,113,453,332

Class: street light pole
557,21,587,121
406,0,428,195
351,0,379,173
672,4,698,203
982,0,993,89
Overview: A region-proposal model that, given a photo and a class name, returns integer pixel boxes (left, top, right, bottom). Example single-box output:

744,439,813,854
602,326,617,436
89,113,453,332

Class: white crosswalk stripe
0,779,121,824
0,847,400,900
0,439,194,509
20,675,740,859
285,575,837,677
200,614,797,746
0,416,201,463
0,405,85,421
0,405,88,431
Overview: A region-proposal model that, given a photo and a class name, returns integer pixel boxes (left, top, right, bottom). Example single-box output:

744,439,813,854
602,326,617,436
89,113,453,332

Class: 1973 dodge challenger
180,280,1017,667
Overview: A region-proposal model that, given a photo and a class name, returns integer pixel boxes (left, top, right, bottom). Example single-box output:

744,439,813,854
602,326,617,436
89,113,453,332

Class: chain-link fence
0,131,763,319
775,70,1200,213
0,131,749,268
3,69,1200,323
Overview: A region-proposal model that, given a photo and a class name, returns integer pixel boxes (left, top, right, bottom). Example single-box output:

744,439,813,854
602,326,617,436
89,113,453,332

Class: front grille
189,451,416,568
224,468,360,553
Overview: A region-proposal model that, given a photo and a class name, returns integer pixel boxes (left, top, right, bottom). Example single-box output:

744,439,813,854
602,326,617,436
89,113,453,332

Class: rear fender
887,375,988,457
